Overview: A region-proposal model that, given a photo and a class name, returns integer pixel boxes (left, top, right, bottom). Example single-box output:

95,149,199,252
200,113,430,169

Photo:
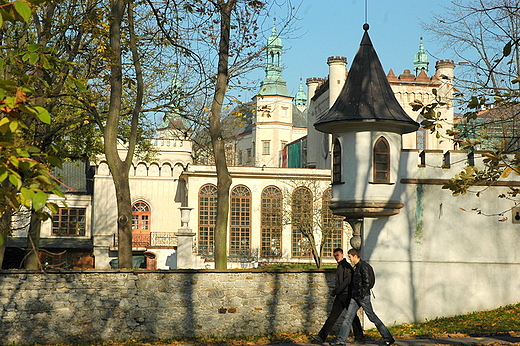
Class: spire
158,77,188,132
257,19,291,98
314,23,419,135
294,78,307,106
414,37,429,76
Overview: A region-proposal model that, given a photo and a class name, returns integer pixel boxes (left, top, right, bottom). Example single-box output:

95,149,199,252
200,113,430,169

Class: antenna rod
365,0,368,23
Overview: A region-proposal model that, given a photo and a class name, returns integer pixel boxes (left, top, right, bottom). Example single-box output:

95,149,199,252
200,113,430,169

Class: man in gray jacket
312,248,364,344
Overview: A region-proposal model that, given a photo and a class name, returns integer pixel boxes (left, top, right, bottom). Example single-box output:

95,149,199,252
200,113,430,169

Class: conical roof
314,24,419,134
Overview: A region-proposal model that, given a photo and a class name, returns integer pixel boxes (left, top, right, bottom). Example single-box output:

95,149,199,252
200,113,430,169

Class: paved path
268,336,520,346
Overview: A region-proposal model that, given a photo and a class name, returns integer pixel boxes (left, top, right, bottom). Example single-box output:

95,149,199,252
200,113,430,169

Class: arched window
373,137,390,183
132,201,151,247
198,184,217,255
332,138,342,183
292,187,313,257
416,115,426,150
322,188,343,257
261,186,282,257
230,185,251,256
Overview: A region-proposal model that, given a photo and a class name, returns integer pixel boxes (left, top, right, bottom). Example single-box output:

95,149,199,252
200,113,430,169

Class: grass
366,302,520,339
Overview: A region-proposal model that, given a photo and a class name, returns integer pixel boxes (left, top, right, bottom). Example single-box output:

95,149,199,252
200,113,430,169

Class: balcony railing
112,231,177,248
151,232,177,247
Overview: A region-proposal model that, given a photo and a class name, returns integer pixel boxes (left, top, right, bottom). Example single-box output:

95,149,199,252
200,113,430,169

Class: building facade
3,20,519,329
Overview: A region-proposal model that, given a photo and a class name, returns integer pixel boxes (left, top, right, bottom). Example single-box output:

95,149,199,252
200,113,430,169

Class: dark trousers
318,293,365,341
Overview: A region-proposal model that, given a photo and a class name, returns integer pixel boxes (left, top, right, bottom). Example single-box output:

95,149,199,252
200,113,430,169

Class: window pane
374,137,390,183
292,187,313,257
230,185,251,256
52,208,87,236
261,186,282,257
198,185,217,255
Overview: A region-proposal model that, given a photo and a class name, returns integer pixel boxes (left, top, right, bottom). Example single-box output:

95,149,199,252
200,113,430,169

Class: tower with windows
233,20,307,168
314,24,419,218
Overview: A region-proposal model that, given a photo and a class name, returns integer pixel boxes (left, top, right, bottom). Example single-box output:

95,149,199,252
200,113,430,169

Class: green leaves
0,0,61,219
0,0,33,25
13,1,32,22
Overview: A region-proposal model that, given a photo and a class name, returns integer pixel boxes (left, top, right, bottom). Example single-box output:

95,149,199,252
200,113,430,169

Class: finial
363,23,369,31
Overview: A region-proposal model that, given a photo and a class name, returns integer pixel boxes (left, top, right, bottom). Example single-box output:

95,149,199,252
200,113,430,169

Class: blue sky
242,0,456,100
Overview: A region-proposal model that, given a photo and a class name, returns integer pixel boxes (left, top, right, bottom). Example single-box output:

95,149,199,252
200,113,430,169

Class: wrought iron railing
112,232,177,248
151,232,177,247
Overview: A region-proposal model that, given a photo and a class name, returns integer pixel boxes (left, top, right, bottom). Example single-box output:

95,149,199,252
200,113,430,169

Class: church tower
257,20,291,98
247,20,306,168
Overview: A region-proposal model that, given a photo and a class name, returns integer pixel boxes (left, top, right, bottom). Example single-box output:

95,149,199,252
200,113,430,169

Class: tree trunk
210,0,236,269
111,167,133,269
24,213,42,270
0,211,11,269
105,0,133,269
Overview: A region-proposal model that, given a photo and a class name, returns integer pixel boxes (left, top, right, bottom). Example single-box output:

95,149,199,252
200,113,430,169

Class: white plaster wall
333,131,403,204
356,160,520,327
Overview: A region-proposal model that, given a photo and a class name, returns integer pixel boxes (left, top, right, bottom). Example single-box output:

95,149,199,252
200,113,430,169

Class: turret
327,56,347,107
306,77,323,101
314,24,419,218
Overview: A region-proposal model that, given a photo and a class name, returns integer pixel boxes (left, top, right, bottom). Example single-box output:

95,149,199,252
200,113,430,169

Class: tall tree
148,0,296,268
418,1,520,208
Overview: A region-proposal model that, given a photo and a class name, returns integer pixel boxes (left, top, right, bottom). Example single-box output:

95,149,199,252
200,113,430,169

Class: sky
241,0,456,100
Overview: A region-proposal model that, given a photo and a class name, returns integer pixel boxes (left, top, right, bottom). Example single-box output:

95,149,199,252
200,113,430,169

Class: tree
147,0,296,268
282,180,347,268
418,0,520,207
0,0,64,268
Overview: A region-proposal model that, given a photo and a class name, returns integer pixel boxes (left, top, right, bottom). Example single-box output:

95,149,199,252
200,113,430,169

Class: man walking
312,248,364,344
331,248,394,346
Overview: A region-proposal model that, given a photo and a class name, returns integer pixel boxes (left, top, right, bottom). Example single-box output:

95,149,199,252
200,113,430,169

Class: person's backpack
365,261,376,289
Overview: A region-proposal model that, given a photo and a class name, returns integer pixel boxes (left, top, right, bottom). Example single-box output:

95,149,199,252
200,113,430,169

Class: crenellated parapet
435,59,455,68
327,56,347,64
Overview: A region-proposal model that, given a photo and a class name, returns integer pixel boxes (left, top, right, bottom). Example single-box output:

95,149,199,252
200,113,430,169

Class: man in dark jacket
331,248,394,346
312,248,364,344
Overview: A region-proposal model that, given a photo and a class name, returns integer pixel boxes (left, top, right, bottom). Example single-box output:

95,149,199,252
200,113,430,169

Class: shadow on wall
0,270,334,344
166,253,177,269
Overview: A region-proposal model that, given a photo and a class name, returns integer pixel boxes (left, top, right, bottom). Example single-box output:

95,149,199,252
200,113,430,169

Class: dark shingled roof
292,107,307,128
314,24,419,134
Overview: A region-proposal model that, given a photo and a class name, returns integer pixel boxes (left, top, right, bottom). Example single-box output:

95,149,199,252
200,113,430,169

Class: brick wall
0,269,335,345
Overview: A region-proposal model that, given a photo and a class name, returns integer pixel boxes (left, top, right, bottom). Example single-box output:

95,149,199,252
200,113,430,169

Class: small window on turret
373,137,390,183
332,139,342,184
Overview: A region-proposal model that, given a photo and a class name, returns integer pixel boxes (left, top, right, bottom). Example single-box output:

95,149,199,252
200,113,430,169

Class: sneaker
383,338,395,346
354,338,366,344
329,342,346,346
311,335,325,344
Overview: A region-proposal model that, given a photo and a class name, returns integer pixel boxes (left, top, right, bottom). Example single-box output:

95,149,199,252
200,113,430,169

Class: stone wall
0,269,335,345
